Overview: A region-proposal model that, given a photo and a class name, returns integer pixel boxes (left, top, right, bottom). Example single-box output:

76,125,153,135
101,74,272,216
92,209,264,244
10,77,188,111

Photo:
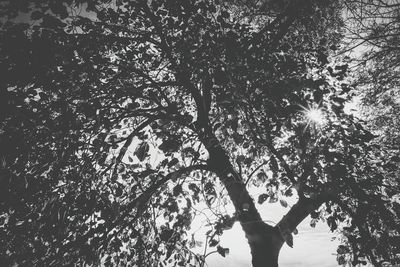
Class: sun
305,108,325,124
299,104,326,127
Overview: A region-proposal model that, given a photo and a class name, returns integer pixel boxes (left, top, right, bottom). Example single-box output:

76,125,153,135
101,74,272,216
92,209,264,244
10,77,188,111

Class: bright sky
205,202,340,267
183,184,342,267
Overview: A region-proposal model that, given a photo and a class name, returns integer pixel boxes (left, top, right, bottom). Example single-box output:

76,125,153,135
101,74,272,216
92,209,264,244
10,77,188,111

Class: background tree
1,0,400,267
341,0,400,147
335,1,400,265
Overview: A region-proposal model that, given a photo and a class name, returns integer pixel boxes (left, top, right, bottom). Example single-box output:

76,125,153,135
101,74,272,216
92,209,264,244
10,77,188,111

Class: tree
341,0,400,149
337,1,400,265
340,0,400,212
1,0,400,266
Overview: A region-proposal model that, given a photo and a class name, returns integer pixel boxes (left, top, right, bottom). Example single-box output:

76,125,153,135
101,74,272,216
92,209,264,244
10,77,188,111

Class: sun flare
299,105,326,127
305,108,325,124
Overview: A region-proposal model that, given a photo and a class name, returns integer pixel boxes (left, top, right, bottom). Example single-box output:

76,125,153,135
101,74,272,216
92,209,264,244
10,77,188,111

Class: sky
206,223,339,267
205,203,340,267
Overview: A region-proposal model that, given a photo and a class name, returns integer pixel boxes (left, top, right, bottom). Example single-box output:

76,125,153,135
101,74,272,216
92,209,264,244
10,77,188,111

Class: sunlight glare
305,108,325,124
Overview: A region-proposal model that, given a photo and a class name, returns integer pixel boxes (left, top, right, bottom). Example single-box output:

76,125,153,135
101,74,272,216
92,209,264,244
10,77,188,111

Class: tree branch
201,131,273,234
275,195,324,247
94,164,210,252
112,164,210,229
264,140,297,185
245,159,270,186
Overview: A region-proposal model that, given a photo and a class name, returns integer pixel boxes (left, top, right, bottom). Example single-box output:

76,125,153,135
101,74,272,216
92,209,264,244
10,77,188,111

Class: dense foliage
344,0,400,150
1,0,400,266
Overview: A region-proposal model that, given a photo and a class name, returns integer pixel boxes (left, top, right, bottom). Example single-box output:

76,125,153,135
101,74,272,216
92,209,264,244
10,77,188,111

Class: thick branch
201,132,288,267
202,132,264,224
276,196,323,234
176,71,208,127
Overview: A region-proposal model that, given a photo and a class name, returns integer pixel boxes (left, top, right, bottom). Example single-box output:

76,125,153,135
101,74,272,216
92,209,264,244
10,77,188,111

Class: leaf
134,142,149,161
279,226,294,248
236,155,245,164
167,158,179,168
310,218,317,228
159,138,181,153
279,199,288,208
284,188,293,197
160,229,174,242
204,181,217,204
221,219,234,230
270,156,278,172
188,183,200,194
327,217,337,231
269,196,278,203
173,184,182,196
189,235,196,248
256,172,267,183
182,147,197,158
310,211,319,219
337,255,346,265
243,142,250,149
115,187,123,197
209,239,219,247
337,245,349,254
232,132,243,145
217,245,229,257
205,194,216,206
284,233,293,248
160,158,169,167
258,194,269,204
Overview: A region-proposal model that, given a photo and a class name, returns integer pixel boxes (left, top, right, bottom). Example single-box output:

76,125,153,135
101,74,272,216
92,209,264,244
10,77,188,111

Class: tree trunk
201,131,326,266
202,132,286,267
246,224,285,267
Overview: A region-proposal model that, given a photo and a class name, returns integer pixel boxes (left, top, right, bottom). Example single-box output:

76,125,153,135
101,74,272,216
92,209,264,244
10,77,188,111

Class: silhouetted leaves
258,194,269,205
134,142,149,161
217,245,230,257
1,0,400,266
